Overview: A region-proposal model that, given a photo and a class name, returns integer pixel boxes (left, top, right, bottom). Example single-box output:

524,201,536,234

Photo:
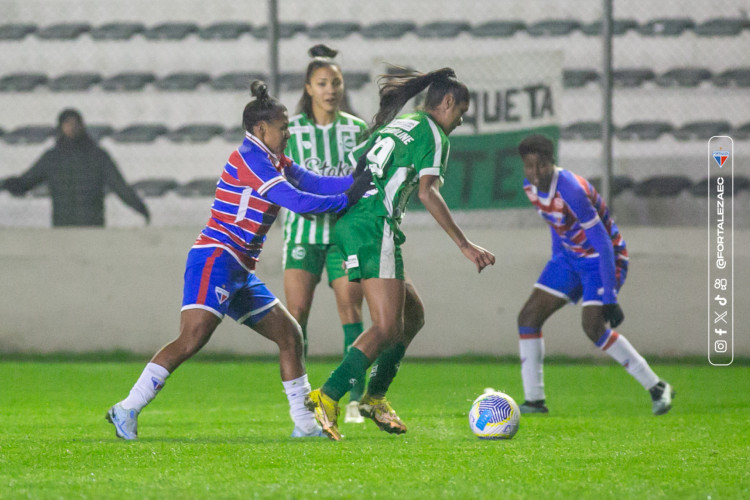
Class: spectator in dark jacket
1,108,150,227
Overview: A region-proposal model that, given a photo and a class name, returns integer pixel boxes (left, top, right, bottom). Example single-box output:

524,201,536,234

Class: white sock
120,362,170,412
519,335,545,401
282,374,317,433
599,330,659,390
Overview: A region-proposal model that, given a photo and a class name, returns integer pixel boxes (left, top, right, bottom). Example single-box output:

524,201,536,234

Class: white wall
1,222,746,358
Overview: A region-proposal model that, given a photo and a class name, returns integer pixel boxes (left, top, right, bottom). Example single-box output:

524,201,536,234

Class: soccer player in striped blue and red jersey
106,81,372,440
515,134,674,416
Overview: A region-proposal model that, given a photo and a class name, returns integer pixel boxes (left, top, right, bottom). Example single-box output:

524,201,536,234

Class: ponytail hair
243,80,287,133
297,44,355,119
370,66,468,133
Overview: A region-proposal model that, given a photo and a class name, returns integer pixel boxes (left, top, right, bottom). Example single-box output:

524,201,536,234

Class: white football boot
344,401,365,423
650,381,675,416
106,403,139,440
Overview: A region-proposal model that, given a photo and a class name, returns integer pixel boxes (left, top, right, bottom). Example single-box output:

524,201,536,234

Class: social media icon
714,340,728,353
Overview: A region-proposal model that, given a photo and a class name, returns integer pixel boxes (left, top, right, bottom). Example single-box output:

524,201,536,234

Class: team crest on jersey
215,286,229,305
712,150,729,168
342,136,356,150
292,246,306,260
302,140,313,149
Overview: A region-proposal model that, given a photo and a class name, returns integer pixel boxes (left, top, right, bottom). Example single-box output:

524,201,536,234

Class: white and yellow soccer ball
468,390,520,440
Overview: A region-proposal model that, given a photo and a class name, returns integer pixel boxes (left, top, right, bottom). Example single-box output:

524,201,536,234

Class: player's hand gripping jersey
524,167,628,303
349,110,450,243
283,112,367,245
194,132,353,270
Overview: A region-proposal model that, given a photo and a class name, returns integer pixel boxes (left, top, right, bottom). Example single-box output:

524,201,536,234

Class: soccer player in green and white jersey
306,67,496,440
282,45,369,424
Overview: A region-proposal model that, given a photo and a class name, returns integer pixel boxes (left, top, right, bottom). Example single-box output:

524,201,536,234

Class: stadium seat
86,124,115,142
175,178,218,197
690,176,750,197
0,23,37,40
633,175,692,197
131,178,179,197
198,22,252,40
712,68,750,87
308,22,360,39
155,72,211,91
470,21,525,38
612,68,655,87
111,124,168,143
561,121,603,140
526,19,580,36
3,125,56,144
211,72,266,91
416,21,471,38
167,124,225,143
694,18,747,37
615,121,673,140
343,71,370,90
672,120,731,141
252,23,307,39
48,72,102,91
36,22,91,40
143,22,199,40
90,22,145,40
580,19,638,36
587,175,635,196
729,122,750,140
0,73,48,92
279,72,306,91
637,18,695,36
222,126,246,142
101,72,157,91
360,21,416,39
563,69,599,88
656,67,712,87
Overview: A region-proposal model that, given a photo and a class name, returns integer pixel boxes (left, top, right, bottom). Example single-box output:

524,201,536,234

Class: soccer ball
468,390,520,440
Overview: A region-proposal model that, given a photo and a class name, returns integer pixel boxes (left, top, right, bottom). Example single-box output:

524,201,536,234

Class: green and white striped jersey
283,111,368,245
350,110,450,229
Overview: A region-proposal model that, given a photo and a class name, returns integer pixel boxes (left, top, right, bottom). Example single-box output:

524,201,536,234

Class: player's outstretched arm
417,174,495,273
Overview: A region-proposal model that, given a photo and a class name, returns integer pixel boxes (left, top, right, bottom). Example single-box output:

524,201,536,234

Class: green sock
343,322,366,402
367,342,406,397
322,347,372,402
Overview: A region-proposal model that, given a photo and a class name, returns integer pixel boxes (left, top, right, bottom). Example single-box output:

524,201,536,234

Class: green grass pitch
1,359,748,499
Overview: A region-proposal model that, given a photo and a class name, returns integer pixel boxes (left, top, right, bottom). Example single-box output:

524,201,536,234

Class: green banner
408,126,559,211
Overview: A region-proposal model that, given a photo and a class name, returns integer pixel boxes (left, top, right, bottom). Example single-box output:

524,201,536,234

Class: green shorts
333,211,404,281
282,241,348,284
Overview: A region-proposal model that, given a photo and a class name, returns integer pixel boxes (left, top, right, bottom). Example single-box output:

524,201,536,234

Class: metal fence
0,0,747,227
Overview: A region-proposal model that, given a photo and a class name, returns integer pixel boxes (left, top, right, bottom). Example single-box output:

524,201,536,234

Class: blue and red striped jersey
193,132,349,270
523,167,628,264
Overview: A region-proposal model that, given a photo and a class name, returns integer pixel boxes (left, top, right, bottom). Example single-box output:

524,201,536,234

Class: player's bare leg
516,288,567,414
283,268,318,356
107,309,220,440
252,303,323,436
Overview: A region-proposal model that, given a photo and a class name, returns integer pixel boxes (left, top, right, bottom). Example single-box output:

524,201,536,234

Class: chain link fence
0,0,747,227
